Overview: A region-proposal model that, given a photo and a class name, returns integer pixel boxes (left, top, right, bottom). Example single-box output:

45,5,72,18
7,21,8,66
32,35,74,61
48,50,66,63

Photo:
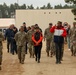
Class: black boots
35,58,40,63
56,59,61,64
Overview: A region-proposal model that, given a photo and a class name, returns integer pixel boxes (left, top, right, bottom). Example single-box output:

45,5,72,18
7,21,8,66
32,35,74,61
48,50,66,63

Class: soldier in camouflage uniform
15,26,27,64
27,25,35,58
70,22,76,56
0,32,4,70
44,23,53,57
50,34,56,57
72,29,76,56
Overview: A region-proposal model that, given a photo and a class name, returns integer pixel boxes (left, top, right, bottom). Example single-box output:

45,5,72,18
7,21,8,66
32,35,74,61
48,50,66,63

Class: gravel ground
0,41,76,75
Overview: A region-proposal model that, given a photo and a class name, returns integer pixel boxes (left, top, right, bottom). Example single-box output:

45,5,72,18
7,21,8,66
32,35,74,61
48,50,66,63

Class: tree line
65,0,76,20
0,2,75,18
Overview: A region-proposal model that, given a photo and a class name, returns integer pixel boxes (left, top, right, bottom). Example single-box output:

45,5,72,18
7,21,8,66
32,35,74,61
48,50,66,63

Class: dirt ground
0,41,76,75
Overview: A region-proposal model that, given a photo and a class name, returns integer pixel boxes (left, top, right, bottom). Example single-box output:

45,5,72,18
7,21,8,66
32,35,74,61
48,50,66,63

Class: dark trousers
55,42,63,62
7,39,11,52
12,39,17,54
34,45,42,60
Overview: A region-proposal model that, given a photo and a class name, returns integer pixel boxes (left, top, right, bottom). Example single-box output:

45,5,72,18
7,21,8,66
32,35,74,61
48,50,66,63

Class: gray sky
0,0,67,7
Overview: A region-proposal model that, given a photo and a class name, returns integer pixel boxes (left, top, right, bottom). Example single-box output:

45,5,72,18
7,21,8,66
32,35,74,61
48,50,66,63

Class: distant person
34,24,42,32
23,22,28,54
44,23,53,57
66,25,71,50
23,22,28,33
70,22,76,56
0,31,4,70
63,22,68,43
5,25,14,53
12,26,18,54
50,21,67,64
27,26,31,31
32,27,43,63
15,26,27,64
27,25,35,58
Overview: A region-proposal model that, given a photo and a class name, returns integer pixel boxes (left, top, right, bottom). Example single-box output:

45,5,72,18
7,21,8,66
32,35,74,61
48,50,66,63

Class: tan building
16,9,75,32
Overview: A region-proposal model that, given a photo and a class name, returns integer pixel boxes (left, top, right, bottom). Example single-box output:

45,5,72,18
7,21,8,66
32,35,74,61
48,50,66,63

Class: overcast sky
0,0,67,7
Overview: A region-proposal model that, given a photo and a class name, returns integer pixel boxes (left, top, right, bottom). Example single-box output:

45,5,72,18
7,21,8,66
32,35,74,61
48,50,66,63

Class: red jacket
50,26,67,37
50,26,67,43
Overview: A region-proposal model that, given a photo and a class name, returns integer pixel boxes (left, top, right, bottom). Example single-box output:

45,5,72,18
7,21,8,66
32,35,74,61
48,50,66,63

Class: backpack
34,32,41,41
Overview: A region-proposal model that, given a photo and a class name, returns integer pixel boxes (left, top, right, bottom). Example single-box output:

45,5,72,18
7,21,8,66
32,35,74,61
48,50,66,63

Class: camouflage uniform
15,31,27,64
27,29,35,58
70,28,76,56
50,34,55,57
70,27,76,56
44,27,53,56
0,32,4,70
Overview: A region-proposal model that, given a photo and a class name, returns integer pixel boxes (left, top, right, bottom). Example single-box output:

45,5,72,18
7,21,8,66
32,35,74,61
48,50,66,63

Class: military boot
35,58,37,61
38,59,40,63
50,52,53,57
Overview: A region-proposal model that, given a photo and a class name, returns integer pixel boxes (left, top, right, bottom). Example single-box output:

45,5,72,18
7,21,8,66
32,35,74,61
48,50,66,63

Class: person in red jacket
32,27,43,63
50,21,67,64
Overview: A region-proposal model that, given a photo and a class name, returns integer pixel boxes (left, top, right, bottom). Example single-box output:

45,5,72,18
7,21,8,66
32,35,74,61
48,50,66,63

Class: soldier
0,32,4,70
27,25,35,58
15,26,27,64
44,23,53,57
50,35,56,57
23,22,28,54
72,28,76,56
34,24,42,32
70,22,76,56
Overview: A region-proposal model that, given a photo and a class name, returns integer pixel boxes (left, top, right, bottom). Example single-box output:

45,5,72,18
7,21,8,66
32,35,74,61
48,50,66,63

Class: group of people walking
0,21,76,70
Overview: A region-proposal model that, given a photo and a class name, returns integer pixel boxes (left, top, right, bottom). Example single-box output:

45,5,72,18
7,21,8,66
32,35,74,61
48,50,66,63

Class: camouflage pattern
0,32,4,66
15,31,27,64
70,28,76,56
27,29,35,58
50,36,55,57
70,27,76,56
44,27,53,56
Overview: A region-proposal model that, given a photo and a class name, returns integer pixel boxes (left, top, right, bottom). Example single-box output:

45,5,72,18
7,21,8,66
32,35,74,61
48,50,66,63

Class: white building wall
0,18,15,33
0,18,15,28
16,9,75,32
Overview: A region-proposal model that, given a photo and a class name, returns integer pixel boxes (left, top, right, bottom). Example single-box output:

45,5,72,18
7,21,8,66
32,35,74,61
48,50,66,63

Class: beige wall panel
16,9,75,32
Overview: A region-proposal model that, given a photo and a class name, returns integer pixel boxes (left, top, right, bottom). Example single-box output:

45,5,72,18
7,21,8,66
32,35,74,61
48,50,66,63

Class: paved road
0,42,76,75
